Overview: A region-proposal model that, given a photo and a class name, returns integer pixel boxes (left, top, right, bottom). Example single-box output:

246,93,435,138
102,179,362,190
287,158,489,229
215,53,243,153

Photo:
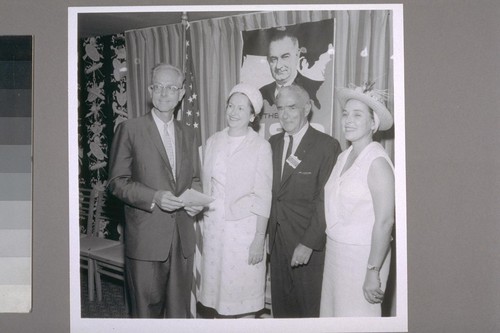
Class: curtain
188,10,393,155
125,23,184,119
334,10,394,155
78,33,127,239
124,10,394,154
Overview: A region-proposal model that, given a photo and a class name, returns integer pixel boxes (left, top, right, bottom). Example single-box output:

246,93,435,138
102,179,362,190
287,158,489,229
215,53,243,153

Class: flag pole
181,12,188,73
178,12,188,121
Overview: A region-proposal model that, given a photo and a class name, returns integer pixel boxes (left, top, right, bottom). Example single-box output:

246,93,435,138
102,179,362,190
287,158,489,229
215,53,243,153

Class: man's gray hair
151,63,185,84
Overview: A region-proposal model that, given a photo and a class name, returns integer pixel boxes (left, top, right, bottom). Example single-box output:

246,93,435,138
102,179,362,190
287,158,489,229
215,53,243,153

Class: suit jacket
259,72,323,109
202,127,273,220
107,112,201,261
268,125,341,257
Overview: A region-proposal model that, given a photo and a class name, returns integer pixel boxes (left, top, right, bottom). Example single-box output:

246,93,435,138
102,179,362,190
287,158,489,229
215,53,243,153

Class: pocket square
298,171,312,175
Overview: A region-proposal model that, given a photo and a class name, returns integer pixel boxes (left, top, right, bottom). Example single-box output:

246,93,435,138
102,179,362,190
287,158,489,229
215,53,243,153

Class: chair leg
95,262,103,302
88,258,95,302
123,280,128,313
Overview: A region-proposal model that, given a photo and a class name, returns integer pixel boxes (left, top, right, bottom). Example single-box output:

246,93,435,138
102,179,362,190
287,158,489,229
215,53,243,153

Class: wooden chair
80,188,120,301
79,188,97,271
88,190,127,306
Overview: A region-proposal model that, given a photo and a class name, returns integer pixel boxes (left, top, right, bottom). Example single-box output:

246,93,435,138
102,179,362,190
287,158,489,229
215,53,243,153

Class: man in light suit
260,29,322,110
268,85,341,317
108,64,202,318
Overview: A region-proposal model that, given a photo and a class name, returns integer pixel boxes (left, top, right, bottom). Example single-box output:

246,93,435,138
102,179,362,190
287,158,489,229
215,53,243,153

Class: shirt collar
277,71,299,88
286,121,309,145
152,108,174,128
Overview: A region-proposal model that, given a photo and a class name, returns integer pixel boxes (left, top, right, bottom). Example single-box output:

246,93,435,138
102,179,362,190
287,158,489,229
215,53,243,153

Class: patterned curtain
78,33,128,238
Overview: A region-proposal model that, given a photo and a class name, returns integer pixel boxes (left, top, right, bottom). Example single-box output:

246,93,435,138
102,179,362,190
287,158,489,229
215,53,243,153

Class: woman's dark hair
249,110,261,132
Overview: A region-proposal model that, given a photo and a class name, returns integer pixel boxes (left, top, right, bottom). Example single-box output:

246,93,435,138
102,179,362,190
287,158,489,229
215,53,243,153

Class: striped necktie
164,123,176,180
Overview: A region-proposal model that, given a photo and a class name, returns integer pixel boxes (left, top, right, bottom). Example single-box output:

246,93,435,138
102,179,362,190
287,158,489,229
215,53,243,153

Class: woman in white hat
320,83,395,317
198,83,272,317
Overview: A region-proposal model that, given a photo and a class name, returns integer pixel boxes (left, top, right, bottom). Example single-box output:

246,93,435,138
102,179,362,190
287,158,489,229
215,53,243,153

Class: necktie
164,123,176,180
285,134,293,161
282,135,293,179
274,84,282,98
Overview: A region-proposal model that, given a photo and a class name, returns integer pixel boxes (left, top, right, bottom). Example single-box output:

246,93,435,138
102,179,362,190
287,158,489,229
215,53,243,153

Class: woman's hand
248,234,265,265
363,270,384,304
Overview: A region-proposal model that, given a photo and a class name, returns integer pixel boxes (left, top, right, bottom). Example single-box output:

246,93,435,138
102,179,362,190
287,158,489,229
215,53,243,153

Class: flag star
196,112,200,117
187,110,192,116
192,93,197,100
186,40,190,47
193,122,199,128
189,83,193,90
188,96,193,103
186,122,191,126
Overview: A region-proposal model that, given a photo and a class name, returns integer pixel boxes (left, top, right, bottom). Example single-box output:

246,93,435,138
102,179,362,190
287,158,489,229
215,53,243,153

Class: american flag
182,26,201,147
182,24,203,319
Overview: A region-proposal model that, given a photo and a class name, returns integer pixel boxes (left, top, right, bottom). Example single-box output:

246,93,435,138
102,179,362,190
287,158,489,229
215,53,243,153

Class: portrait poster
240,19,335,138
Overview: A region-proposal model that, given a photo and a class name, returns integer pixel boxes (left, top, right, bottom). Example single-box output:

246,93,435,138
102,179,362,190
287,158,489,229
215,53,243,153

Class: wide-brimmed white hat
228,83,263,115
337,83,393,131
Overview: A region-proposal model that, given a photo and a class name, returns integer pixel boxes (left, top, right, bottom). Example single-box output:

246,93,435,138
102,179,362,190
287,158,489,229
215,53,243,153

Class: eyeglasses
150,84,181,94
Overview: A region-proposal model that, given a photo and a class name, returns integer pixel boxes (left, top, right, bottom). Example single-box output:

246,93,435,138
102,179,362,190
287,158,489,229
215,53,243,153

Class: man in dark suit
260,30,322,109
268,85,341,318
108,64,203,318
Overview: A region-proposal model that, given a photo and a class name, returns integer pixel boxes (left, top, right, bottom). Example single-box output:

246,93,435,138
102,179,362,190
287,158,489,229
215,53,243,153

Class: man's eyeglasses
150,84,181,94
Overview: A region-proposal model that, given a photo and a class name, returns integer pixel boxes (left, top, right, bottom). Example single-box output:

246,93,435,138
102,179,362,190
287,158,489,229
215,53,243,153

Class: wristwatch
367,264,380,272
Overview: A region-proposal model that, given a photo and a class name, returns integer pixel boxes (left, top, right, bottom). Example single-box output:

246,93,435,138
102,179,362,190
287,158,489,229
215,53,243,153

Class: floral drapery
78,33,127,238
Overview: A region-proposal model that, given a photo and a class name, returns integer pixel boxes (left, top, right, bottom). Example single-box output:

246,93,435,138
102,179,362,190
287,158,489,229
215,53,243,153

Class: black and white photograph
2,0,499,332
69,4,406,332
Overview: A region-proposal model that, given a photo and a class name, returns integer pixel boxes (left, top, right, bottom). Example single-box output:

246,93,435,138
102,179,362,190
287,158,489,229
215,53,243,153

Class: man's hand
154,191,184,212
184,205,203,217
290,243,313,267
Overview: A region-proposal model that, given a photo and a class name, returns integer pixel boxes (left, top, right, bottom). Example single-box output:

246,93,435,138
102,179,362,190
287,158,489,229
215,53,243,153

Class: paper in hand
179,188,214,207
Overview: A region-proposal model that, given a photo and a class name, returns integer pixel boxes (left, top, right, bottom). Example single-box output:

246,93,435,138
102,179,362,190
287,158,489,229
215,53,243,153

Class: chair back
79,188,98,236
94,190,125,240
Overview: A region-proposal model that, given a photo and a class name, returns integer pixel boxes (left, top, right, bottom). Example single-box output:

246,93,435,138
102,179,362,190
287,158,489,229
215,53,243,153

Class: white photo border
68,4,407,332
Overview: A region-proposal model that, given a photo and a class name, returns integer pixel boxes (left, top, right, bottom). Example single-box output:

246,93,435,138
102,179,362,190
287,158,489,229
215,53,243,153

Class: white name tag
286,154,301,169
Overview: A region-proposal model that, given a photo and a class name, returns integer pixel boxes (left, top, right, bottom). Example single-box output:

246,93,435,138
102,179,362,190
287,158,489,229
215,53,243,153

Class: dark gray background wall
0,0,498,332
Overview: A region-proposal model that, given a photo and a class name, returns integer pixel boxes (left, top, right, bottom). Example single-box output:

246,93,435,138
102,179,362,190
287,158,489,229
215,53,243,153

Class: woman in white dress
320,83,395,317
198,83,272,317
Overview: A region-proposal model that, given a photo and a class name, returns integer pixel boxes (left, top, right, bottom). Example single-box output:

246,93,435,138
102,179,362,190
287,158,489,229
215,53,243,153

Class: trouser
270,225,324,318
126,224,193,318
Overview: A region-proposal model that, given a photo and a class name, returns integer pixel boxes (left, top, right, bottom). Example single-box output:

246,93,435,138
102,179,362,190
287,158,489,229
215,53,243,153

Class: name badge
286,155,301,169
